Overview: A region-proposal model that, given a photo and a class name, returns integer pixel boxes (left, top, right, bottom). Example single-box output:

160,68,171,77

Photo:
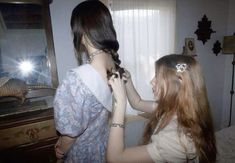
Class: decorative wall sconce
194,15,216,44
212,40,222,56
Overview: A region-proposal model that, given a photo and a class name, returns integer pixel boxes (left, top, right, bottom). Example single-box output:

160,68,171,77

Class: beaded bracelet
111,123,125,129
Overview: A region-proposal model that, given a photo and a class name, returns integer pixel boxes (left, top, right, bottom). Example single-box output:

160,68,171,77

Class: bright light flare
18,60,34,76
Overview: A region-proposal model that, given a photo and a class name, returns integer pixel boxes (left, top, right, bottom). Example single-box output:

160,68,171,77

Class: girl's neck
87,49,111,82
91,54,106,72
85,43,115,82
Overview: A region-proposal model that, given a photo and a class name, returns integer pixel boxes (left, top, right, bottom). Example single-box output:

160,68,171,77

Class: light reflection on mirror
18,60,34,76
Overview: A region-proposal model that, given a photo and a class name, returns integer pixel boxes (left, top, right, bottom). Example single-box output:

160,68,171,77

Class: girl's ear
82,35,93,47
81,35,85,45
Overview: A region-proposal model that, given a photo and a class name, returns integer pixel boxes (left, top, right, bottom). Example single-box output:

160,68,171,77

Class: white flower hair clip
176,63,187,73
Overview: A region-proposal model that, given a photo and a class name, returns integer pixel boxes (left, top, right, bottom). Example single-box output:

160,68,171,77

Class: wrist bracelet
111,123,125,129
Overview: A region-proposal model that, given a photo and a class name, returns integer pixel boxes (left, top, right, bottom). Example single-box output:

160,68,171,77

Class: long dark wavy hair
70,0,121,69
142,54,216,163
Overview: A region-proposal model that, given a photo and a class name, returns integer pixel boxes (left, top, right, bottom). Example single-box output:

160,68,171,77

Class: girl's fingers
108,75,116,85
108,71,127,93
54,137,65,159
122,69,130,83
55,146,64,159
113,73,118,78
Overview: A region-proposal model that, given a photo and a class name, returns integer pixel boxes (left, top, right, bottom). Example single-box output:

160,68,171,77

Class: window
109,0,176,114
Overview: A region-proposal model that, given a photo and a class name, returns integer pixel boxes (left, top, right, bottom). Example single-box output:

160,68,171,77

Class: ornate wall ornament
194,15,216,44
212,40,222,56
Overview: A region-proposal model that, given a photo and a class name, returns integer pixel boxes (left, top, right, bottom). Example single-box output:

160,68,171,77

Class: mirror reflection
0,3,52,86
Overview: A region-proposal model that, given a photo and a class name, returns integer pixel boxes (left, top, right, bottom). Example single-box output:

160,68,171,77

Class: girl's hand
108,72,127,105
55,137,65,159
122,69,131,83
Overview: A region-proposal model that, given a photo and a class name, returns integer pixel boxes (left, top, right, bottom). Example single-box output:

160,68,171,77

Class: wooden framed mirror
0,0,58,116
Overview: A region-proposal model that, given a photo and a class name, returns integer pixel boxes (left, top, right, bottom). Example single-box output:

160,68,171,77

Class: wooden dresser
0,107,58,163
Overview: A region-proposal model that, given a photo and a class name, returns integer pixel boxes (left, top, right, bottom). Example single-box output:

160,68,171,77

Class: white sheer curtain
109,0,176,114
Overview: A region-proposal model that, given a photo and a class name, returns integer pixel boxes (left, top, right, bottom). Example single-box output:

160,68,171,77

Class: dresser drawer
0,119,57,149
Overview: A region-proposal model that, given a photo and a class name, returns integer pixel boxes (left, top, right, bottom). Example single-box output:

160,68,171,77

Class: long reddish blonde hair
142,54,216,163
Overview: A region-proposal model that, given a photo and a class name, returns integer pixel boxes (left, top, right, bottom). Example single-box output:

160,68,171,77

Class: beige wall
100,0,109,6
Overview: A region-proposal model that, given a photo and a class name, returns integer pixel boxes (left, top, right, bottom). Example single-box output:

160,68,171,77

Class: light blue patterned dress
54,64,113,163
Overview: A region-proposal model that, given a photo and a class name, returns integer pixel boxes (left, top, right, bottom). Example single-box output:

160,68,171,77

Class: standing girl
54,1,122,162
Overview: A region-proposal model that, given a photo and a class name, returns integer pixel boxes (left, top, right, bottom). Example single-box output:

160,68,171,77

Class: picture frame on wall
184,38,197,56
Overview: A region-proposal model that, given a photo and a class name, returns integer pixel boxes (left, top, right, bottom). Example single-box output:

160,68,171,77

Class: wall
50,0,233,130
50,0,82,82
175,0,229,130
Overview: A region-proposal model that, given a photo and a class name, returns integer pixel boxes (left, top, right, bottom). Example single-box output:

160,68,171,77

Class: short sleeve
146,129,197,162
53,70,89,137
147,133,171,162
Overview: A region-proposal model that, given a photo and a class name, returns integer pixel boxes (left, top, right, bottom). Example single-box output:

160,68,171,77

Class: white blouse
146,116,198,163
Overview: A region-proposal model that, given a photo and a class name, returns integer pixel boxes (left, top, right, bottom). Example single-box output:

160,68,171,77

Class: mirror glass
0,1,58,116
0,3,52,85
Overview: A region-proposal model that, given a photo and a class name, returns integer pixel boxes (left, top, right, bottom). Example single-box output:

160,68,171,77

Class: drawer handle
25,128,40,141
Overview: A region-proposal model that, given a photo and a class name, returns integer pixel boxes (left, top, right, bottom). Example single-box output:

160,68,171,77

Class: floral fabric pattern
54,67,110,163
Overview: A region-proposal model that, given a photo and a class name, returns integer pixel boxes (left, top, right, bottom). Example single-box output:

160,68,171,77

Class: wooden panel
0,137,57,163
0,119,57,149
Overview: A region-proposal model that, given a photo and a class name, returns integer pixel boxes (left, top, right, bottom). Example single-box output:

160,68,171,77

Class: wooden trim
42,1,59,88
0,108,54,129
0,136,58,162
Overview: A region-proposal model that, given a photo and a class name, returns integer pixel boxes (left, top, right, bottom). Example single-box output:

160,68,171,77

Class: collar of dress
75,64,113,112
